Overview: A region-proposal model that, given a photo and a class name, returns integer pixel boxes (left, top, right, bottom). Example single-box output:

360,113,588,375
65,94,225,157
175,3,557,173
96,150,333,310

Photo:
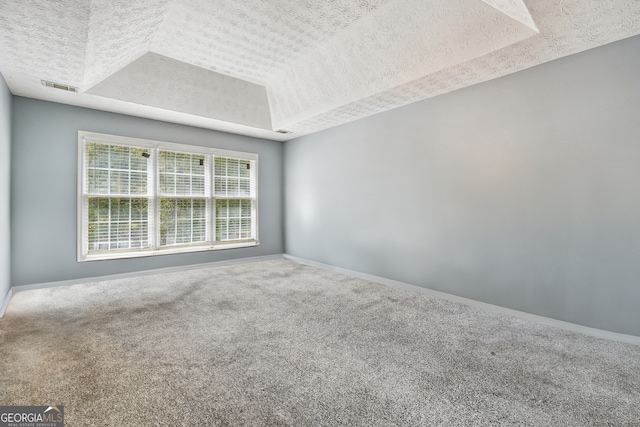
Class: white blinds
215,199,253,241
160,198,208,246
159,150,208,196
86,143,149,195
214,157,254,197
159,150,210,247
84,142,152,252
213,156,255,242
79,132,258,261
87,198,150,251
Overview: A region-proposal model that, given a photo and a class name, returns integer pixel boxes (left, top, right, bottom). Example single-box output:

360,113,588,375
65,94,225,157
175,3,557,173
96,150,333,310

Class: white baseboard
283,254,640,346
10,254,285,294
0,287,12,318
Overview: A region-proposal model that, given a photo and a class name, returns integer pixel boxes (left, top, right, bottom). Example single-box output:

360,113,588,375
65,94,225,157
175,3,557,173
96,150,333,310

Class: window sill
79,240,259,262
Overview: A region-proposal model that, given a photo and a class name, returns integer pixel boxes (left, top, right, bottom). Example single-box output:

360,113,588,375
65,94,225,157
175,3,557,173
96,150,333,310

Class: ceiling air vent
276,129,292,135
41,80,78,93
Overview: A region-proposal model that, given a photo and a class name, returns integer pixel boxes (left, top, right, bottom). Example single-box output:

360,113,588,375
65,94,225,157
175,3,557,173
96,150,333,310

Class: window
78,131,258,261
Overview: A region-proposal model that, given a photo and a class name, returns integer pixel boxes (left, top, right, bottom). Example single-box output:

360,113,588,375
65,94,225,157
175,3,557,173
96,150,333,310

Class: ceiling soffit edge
268,0,539,130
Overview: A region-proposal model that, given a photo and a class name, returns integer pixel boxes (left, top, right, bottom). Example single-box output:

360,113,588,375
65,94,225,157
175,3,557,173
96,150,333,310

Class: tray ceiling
0,0,639,141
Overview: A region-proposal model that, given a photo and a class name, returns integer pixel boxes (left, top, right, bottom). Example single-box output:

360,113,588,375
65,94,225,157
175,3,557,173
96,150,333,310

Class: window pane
214,156,254,197
228,218,240,240
130,148,148,171
192,155,205,175
159,173,174,194
114,198,130,220
130,172,147,194
193,219,206,241
88,169,109,194
131,198,147,220
161,151,176,173
87,143,109,168
239,160,251,178
159,150,207,196
215,199,253,241
176,153,190,173
87,197,149,252
215,218,228,241
228,199,240,218
192,175,205,194
176,175,190,194
110,171,130,194
160,198,208,246
227,178,239,195
214,177,227,195
86,142,149,196
110,145,130,169
239,178,251,196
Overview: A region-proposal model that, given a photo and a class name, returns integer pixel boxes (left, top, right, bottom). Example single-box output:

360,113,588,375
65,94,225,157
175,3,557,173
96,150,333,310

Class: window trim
77,131,259,262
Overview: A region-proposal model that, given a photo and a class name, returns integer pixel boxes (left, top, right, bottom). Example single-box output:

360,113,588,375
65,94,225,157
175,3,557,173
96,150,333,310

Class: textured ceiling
0,0,639,141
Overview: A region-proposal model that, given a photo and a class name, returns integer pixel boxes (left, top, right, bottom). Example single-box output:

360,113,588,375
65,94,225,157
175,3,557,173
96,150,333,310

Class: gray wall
11,98,283,286
285,35,640,336
0,74,11,301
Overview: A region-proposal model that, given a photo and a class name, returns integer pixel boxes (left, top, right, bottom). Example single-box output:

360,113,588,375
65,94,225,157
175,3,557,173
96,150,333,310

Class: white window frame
77,131,259,262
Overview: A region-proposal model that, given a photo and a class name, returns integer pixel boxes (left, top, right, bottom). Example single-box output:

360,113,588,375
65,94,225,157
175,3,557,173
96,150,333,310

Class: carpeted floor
1,258,639,426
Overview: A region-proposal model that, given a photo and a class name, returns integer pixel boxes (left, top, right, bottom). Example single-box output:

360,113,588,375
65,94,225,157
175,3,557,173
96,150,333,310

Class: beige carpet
1,258,639,426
